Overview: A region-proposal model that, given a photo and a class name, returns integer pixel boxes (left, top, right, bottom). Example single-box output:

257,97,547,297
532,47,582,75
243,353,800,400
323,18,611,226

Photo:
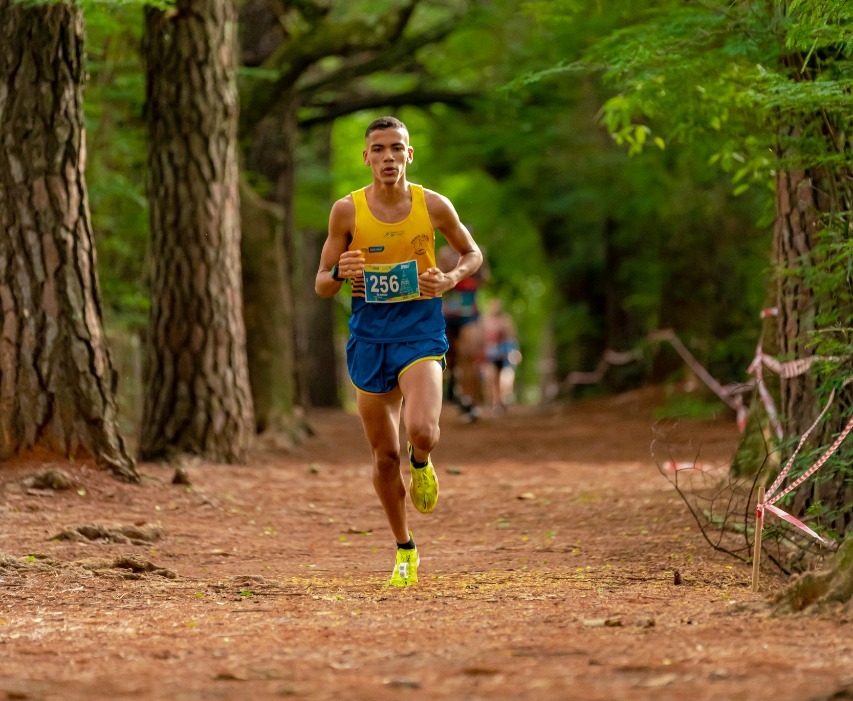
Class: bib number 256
363,260,420,303
370,275,400,296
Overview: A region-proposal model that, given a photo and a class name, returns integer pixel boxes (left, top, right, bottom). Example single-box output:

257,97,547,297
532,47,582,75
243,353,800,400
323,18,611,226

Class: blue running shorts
346,335,448,395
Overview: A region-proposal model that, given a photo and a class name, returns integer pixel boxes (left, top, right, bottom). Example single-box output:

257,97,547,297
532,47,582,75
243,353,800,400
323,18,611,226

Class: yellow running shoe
387,539,419,587
408,443,439,514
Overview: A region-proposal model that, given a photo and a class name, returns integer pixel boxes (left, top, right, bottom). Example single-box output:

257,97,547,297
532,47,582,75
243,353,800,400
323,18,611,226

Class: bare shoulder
331,193,356,217
329,193,356,230
422,187,454,212
422,187,459,226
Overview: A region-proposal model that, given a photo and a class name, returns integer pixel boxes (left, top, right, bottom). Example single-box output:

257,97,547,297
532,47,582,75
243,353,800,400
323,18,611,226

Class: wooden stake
751,486,765,593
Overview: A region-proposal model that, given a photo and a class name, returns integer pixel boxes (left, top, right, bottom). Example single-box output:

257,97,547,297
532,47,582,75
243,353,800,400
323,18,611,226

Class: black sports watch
330,264,344,282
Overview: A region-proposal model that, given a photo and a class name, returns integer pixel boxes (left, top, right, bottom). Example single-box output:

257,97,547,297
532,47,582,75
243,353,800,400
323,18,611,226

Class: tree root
50,523,162,546
0,552,176,579
79,554,177,579
772,537,853,614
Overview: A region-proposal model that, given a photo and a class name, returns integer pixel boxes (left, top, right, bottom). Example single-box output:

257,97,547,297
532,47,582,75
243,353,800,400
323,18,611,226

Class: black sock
397,537,415,550
411,455,428,468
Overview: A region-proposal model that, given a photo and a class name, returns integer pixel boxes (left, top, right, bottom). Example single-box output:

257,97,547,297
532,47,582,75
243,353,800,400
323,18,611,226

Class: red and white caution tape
575,307,851,547
748,309,839,436
758,379,853,546
650,329,742,412
766,407,853,507
735,395,748,432
758,354,832,379
567,310,840,453
747,339,784,440
759,503,829,546
602,348,644,365
763,387,837,503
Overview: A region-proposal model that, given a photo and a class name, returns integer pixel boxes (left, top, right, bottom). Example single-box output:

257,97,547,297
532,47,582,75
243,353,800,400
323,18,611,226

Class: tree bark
241,100,340,419
141,0,254,462
773,134,853,535
772,156,820,440
296,124,340,408
298,221,341,408
239,178,296,432
0,1,136,480
241,101,302,432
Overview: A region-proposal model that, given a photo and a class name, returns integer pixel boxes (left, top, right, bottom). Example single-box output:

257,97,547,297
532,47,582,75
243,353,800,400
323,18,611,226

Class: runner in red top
438,245,489,422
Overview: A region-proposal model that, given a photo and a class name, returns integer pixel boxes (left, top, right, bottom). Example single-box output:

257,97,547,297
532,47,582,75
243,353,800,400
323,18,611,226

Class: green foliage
538,0,853,180
75,0,842,425
403,1,769,393
654,391,724,421
15,0,173,8
806,234,853,332
529,0,852,537
82,0,174,8
786,0,853,53
84,2,149,330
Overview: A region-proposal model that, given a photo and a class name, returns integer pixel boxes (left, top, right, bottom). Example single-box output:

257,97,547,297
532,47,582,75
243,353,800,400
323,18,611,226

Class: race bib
363,260,420,303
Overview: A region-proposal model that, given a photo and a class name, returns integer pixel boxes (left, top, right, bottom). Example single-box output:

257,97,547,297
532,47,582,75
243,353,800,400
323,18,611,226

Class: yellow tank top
350,184,437,300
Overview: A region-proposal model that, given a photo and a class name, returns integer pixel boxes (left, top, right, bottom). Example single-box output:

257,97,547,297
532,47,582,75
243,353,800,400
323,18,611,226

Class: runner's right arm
315,196,365,298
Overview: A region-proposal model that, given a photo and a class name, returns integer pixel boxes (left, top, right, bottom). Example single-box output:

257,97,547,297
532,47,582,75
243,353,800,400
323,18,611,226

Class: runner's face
363,127,413,184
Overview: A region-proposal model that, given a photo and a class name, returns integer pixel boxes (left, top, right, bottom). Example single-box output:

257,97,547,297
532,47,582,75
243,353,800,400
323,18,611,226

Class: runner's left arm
419,191,482,298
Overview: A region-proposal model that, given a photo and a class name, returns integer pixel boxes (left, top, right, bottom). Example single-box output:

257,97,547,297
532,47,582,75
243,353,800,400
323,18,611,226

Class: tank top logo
411,233,430,256
384,230,404,238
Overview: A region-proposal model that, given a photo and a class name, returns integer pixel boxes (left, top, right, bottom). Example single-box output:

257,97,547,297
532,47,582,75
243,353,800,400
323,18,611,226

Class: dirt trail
0,389,850,701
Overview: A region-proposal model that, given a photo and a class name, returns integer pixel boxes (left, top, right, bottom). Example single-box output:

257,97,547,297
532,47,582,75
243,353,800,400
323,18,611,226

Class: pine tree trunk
0,1,136,481
141,0,254,462
241,97,303,429
296,125,340,408
239,178,296,432
773,157,820,440
773,121,853,535
271,104,304,419
298,222,341,408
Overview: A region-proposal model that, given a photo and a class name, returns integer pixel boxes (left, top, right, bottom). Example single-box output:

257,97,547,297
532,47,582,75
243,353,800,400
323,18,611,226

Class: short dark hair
365,116,407,138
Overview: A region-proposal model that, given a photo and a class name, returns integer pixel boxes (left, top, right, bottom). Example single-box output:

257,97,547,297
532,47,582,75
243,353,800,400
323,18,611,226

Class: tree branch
296,14,459,100
240,1,467,131
298,87,476,129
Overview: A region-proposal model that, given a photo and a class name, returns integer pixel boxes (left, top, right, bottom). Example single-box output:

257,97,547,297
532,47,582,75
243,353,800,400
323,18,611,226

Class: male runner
315,116,483,587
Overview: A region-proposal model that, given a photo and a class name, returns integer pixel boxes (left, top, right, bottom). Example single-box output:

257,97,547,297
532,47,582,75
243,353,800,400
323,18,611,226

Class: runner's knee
408,423,439,455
